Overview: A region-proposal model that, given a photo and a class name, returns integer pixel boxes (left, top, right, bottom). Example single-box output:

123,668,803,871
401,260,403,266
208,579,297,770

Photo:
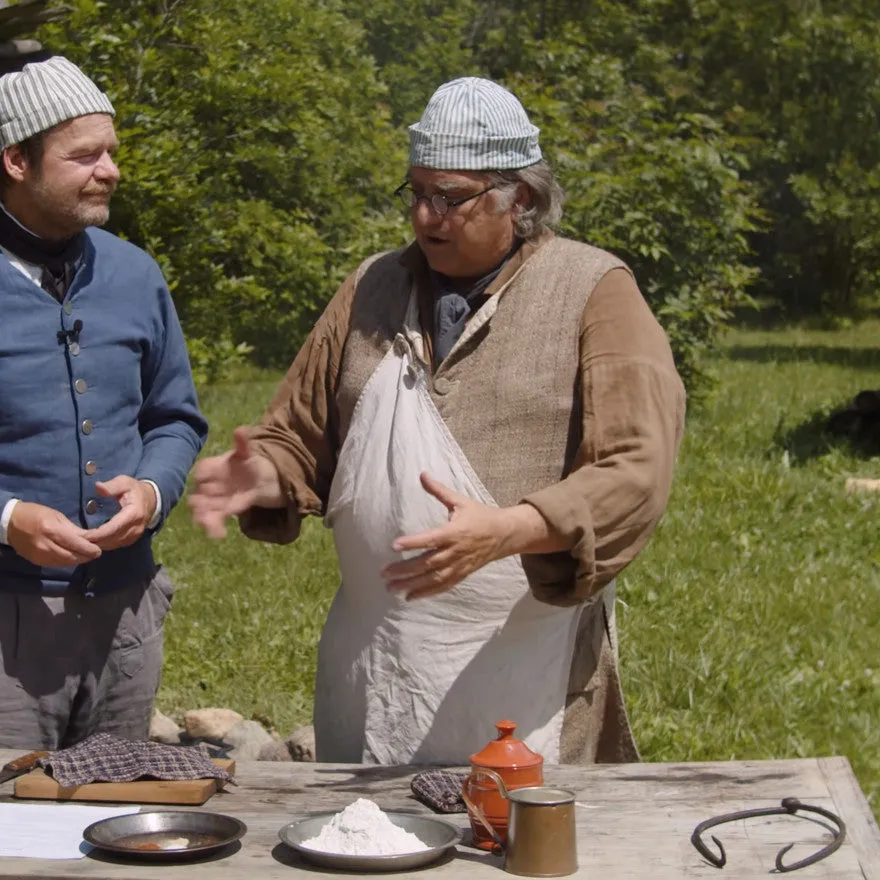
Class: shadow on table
304,765,437,807
619,767,792,786
308,765,425,785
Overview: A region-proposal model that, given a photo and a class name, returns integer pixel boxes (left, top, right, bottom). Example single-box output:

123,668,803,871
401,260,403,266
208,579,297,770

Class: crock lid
469,720,543,770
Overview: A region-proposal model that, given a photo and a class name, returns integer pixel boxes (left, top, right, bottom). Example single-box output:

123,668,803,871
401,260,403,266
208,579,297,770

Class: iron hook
691,797,846,872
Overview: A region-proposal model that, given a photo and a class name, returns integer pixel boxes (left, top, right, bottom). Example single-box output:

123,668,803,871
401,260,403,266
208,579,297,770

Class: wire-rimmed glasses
394,182,496,215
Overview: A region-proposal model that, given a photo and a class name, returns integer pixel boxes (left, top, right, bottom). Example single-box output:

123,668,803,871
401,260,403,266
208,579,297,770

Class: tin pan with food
83,809,246,860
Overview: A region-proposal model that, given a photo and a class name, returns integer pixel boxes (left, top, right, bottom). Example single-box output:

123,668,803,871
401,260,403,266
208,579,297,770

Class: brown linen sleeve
522,268,686,605
237,270,359,544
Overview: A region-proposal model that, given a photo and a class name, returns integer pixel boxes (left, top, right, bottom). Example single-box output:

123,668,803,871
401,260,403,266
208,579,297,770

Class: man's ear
514,181,531,213
2,145,29,183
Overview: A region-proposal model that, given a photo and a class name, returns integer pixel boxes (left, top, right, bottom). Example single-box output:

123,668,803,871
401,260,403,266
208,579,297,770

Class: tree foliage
676,0,880,316
23,0,880,388
40,0,406,380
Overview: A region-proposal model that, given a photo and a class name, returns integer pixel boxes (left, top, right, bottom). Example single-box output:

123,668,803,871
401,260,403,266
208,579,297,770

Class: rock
184,708,243,741
258,739,292,762
845,477,880,492
286,725,316,762
149,708,181,744
224,719,274,760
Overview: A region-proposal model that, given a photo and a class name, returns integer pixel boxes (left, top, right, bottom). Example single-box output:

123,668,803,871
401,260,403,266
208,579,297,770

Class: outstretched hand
188,426,282,539
381,472,518,600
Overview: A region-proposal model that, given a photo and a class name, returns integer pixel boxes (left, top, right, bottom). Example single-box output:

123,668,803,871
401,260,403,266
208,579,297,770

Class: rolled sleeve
523,269,686,605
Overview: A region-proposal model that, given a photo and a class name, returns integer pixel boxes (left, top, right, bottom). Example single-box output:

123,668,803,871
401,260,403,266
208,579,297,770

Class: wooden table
0,752,878,878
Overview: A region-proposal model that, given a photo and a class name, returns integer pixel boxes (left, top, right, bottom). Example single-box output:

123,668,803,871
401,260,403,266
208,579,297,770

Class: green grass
155,323,880,817
155,372,339,734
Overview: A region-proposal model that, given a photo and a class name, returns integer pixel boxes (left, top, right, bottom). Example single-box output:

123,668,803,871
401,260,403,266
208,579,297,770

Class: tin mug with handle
462,767,578,877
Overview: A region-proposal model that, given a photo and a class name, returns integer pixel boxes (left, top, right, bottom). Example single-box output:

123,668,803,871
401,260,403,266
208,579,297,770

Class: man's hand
86,476,158,551
382,472,563,601
6,502,102,567
188,426,284,539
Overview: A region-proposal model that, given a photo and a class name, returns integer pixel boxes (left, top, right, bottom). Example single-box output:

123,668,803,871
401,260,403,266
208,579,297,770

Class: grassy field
155,321,880,817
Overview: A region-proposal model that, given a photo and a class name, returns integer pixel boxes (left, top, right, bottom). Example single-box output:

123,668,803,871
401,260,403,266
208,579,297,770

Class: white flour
301,798,429,856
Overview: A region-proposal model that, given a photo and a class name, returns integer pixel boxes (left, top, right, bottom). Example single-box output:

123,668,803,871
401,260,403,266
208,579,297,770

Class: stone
258,739,292,762
149,708,181,744
286,725,316,762
845,477,880,492
183,707,243,740
224,719,274,760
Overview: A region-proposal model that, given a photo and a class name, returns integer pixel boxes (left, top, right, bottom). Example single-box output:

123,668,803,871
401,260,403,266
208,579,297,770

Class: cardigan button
63,302,73,315
84,461,97,476
85,499,98,514
74,378,87,394
81,419,93,435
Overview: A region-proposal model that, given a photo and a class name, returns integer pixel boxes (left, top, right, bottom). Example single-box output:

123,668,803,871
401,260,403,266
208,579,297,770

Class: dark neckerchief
431,238,523,366
0,200,84,299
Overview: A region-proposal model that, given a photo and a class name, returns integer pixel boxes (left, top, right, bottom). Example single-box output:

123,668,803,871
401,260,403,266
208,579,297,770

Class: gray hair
488,160,565,240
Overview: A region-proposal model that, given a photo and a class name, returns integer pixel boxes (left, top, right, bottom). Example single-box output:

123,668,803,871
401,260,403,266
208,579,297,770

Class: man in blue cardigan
0,57,207,748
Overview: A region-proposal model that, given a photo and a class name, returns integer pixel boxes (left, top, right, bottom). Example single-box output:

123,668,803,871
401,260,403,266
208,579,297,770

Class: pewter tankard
462,767,577,877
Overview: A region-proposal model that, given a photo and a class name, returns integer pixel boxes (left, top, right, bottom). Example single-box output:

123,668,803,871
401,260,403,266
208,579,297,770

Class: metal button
74,378,87,394
433,377,457,395
84,461,97,475
81,419,93,435
69,342,80,356
85,577,97,593
63,302,73,315
85,499,98,514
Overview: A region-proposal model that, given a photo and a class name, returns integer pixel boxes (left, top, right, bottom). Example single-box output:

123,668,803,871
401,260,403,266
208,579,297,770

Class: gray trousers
0,566,173,749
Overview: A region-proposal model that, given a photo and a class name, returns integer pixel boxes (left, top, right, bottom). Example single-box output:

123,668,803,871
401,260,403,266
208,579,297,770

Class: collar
0,199,85,274
398,230,555,367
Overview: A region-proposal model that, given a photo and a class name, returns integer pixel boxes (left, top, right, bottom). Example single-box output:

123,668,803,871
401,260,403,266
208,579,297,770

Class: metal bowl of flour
278,811,462,872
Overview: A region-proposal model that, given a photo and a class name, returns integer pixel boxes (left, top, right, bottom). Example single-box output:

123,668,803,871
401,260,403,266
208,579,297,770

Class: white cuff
0,498,21,545
141,480,162,529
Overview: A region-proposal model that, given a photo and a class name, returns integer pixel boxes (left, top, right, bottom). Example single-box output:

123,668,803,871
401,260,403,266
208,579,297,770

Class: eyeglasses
394,182,496,216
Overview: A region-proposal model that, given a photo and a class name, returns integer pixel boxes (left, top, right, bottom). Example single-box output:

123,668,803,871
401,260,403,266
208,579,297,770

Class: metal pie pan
279,811,462,872
83,809,246,859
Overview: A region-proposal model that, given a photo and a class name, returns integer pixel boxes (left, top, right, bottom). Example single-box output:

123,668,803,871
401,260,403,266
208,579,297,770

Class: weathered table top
0,752,878,879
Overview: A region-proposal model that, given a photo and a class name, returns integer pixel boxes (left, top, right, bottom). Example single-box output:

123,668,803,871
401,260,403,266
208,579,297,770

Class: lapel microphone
57,319,83,345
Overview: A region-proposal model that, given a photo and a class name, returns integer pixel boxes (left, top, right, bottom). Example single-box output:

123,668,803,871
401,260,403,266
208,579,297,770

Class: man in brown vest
190,77,685,765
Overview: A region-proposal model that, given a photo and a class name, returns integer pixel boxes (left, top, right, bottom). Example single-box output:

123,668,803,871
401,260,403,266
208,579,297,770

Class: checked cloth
410,769,468,813
36,733,234,788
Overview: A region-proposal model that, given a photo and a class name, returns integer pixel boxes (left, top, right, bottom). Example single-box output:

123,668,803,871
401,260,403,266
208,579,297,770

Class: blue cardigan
0,227,208,596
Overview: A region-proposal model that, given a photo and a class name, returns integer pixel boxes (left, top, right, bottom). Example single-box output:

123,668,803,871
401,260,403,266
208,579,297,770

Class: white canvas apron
316,289,584,765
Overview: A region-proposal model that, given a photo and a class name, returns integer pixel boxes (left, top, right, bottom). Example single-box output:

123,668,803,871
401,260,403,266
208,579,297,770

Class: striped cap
0,56,115,150
408,77,541,171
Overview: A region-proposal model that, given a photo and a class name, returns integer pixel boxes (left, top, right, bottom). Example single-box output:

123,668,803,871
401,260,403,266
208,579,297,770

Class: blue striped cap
408,77,541,170
0,56,115,150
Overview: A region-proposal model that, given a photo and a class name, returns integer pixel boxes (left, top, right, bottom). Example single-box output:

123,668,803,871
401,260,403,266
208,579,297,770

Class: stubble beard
79,201,111,229
28,176,114,238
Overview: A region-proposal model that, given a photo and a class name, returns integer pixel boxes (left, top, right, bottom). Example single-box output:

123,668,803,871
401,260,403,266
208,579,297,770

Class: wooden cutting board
12,758,235,805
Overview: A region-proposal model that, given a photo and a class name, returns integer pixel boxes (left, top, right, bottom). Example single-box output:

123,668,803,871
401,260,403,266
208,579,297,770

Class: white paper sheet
0,803,140,859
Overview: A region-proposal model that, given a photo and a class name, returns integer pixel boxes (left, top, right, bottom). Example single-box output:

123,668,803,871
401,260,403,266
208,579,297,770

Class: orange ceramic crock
463,720,544,850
